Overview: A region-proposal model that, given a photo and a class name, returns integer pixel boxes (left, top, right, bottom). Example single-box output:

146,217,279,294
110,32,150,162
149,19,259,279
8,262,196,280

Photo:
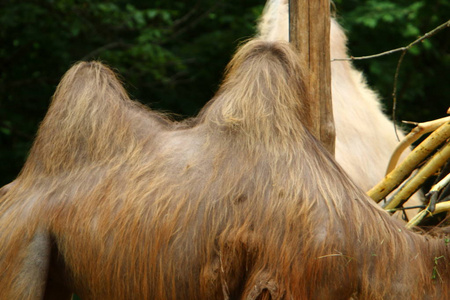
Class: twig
1,122,34,140
162,1,224,44
331,20,449,138
316,251,355,264
331,20,450,62
428,173,450,197
426,173,450,212
172,0,202,28
385,205,426,213
392,50,406,140
80,41,128,61
390,20,450,138
406,201,450,229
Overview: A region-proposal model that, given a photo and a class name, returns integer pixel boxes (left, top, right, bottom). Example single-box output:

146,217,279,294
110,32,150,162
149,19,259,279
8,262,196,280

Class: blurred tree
0,0,448,186
0,0,263,185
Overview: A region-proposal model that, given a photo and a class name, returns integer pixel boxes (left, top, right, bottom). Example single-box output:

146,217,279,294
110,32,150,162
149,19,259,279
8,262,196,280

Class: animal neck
351,208,450,298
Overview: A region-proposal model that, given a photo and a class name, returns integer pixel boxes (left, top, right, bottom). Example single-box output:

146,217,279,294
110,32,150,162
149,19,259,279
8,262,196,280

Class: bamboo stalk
367,121,450,202
382,142,450,210
386,116,450,174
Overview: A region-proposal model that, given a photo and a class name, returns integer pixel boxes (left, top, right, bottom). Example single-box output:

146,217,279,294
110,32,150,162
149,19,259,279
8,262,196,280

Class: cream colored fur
258,0,421,213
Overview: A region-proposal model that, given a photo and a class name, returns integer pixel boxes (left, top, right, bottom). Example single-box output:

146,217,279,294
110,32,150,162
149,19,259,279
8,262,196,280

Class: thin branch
80,41,129,61
331,20,449,140
428,173,450,198
385,205,426,213
1,122,34,140
392,50,406,140
391,20,449,137
330,20,450,62
331,46,407,62
406,200,450,229
172,0,202,28
163,1,224,45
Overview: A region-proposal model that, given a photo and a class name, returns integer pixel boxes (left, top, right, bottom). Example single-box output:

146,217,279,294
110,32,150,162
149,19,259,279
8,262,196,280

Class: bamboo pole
386,116,450,174
382,141,450,210
289,0,335,155
368,121,450,202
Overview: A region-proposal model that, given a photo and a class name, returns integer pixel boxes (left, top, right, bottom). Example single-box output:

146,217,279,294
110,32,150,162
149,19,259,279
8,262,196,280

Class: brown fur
0,40,448,300
257,0,423,221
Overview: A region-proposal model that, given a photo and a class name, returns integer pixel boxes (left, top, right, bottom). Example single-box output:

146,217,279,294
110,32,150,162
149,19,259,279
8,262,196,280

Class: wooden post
289,0,335,155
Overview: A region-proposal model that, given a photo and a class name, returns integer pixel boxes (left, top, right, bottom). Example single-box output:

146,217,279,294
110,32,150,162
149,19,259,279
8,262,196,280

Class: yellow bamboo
382,141,450,210
367,121,450,202
386,116,450,174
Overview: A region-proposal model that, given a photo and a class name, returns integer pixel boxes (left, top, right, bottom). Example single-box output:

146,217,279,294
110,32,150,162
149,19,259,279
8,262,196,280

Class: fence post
289,0,335,155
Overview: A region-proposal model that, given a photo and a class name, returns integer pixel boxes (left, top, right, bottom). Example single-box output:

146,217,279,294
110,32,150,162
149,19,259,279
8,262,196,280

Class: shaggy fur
0,40,448,300
258,0,416,194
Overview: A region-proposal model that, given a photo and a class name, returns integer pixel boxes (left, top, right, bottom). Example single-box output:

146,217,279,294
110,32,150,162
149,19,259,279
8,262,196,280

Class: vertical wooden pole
289,0,335,155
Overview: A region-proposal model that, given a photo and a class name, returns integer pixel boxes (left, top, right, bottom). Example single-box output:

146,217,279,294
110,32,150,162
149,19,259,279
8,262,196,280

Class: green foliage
335,0,449,123
0,0,448,185
0,0,263,185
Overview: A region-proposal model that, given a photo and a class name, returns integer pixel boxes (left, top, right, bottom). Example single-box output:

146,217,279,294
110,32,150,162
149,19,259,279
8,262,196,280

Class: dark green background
1,0,449,186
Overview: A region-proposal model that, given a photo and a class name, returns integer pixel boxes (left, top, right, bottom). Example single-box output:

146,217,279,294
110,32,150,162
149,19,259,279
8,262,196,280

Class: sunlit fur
0,40,448,300
258,0,420,202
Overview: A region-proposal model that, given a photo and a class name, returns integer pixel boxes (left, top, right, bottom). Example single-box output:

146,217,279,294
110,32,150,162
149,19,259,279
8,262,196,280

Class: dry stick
386,116,450,174
382,141,450,211
391,50,407,140
391,21,449,139
332,20,450,140
430,173,450,199
367,121,450,202
385,205,426,213
81,41,128,61
427,172,450,212
164,1,224,44
331,20,450,62
342,21,450,225
407,200,450,229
